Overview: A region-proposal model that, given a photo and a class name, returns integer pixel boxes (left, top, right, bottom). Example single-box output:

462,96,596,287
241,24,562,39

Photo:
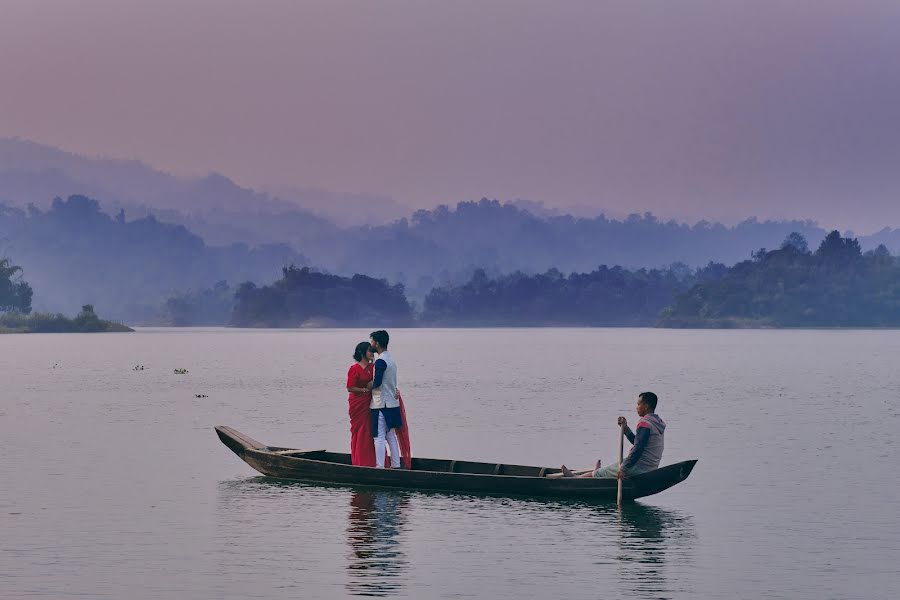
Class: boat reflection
215,477,693,598
345,490,410,597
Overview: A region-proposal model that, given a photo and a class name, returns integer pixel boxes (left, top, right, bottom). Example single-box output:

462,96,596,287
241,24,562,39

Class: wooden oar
617,421,625,507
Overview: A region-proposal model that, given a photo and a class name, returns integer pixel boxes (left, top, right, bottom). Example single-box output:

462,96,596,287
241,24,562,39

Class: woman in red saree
346,342,377,467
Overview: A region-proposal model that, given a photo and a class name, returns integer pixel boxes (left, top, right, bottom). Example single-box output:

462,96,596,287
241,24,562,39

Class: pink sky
2,0,900,231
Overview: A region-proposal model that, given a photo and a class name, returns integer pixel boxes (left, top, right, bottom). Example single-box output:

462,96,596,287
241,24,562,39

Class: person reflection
346,490,410,597
615,503,695,597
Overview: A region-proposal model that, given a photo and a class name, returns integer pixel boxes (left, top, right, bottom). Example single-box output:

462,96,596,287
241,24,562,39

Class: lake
2,328,898,599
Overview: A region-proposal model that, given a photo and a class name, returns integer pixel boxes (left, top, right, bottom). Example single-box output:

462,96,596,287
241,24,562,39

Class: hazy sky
2,0,900,231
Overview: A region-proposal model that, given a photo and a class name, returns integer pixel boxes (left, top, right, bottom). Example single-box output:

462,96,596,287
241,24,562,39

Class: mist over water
2,328,898,598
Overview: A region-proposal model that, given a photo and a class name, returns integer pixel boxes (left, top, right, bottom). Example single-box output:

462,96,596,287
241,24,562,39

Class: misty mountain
260,184,410,227
0,137,405,231
5,138,900,322
0,196,306,322
295,200,831,299
856,227,900,256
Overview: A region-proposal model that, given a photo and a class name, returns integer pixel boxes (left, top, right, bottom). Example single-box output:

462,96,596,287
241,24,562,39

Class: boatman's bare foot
560,465,573,477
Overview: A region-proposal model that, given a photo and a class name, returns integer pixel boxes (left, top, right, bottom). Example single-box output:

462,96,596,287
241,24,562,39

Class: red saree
395,394,412,469
347,363,376,467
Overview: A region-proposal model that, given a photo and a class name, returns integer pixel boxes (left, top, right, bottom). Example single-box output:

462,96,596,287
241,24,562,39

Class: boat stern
629,459,698,500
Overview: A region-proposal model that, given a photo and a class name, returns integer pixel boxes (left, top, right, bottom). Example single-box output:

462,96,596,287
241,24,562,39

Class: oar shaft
617,422,625,506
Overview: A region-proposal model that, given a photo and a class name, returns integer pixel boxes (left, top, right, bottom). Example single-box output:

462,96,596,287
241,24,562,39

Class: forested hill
0,196,305,321
231,266,413,328
421,265,700,326
364,199,826,272
307,200,828,299
124,230,900,328
7,190,900,326
7,138,900,295
413,231,900,328
661,232,900,327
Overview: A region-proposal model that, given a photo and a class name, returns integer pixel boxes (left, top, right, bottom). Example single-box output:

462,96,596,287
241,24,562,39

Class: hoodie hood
638,413,666,435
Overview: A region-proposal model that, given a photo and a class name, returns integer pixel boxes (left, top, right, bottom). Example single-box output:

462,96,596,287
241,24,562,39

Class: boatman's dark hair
353,341,371,362
370,330,389,349
639,392,658,411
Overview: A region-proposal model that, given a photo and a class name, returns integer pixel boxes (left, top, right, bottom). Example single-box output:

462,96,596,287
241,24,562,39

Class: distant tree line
1,256,130,332
230,266,414,327
162,268,417,328
421,264,722,326
0,303,132,333
8,194,900,328
158,231,900,328
661,232,900,327
10,193,900,324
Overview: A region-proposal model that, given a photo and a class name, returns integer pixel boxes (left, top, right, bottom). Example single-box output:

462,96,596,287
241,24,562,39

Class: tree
781,232,810,254
0,257,33,314
751,248,769,262
816,230,861,265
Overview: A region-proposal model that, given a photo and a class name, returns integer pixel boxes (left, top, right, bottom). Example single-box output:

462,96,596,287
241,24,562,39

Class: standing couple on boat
346,330,412,469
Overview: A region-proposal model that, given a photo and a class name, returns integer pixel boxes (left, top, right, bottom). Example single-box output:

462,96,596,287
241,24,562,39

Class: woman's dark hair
353,342,371,362
638,392,658,411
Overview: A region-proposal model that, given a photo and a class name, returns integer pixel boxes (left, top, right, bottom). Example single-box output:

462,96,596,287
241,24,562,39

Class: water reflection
613,503,696,597
214,477,694,599
345,490,410,597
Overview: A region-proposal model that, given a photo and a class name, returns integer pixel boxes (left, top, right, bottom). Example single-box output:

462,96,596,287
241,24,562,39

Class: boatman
368,330,402,469
560,392,666,478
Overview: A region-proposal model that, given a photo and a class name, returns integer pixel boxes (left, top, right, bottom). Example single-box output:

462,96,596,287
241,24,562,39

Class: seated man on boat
560,392,666,478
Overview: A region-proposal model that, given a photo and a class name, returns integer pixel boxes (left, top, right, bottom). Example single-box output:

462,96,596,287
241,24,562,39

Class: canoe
215,425,697,501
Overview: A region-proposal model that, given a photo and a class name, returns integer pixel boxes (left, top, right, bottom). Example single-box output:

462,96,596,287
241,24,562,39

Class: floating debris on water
133,365,145,371
194,394,208,398
174,368,189,375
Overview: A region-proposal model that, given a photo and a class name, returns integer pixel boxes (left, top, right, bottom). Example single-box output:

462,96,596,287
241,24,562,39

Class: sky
2,0,900,232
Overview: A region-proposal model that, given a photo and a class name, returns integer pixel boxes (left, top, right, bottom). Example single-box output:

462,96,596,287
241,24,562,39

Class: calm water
2,328,898,599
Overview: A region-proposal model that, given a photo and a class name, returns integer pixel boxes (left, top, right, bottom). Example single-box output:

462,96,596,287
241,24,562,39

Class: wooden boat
216,425,697,501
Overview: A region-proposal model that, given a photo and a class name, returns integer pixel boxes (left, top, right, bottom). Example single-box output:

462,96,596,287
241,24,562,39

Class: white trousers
374,411,401,469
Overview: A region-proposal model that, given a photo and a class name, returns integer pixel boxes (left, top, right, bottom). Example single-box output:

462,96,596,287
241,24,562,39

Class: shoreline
128,323,900,331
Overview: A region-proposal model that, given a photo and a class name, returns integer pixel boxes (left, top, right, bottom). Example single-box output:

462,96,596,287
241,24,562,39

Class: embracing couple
345,330,411,469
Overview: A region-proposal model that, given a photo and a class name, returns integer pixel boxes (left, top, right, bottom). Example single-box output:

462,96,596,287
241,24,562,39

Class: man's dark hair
353,341,371,362
638,392,658,411
370,330,390,349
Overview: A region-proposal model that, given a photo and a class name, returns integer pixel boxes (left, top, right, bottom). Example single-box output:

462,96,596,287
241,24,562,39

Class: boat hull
216,426,696,501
